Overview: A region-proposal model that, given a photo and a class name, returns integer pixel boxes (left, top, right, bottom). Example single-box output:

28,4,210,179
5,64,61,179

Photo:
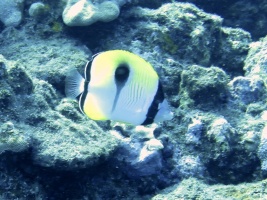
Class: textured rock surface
244,36,267,82
152,178,267,200
228,76,267,109
178,0,267,39
0,121,29,154
258,125,267,176
28,2,47,18
0,0,24,26
0,32,119,170
110,125,164,178
213,27,251,74
185,119,203,145
180,65,229,108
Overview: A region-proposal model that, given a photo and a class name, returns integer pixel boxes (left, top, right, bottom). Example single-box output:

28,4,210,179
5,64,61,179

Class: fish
65,50,173,125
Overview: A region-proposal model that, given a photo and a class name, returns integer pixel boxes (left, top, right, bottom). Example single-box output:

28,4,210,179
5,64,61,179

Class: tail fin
154,99,173,123
65,69,85,99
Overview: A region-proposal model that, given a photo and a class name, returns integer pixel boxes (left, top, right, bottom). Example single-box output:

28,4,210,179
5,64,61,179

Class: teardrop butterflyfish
65,50,173,125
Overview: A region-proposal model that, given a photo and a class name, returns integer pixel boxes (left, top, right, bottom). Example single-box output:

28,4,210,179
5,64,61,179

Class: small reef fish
65,50,173,125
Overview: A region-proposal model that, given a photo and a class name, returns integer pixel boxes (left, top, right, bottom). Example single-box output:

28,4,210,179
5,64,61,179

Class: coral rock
0,0,24,26
258,125,267,176
62,0,122,26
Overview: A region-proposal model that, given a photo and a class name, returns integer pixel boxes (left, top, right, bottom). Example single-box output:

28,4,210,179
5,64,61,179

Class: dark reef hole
65,20,119,51
137,0,169,9
206,152,261,184
191,87,229,111
1,150,107,199
0,21,4,33
0,146,177,199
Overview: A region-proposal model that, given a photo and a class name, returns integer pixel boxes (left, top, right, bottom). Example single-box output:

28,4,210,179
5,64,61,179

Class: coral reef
0,0,266,199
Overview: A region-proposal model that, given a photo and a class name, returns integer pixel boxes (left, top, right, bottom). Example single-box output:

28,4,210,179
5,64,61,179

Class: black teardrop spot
115,63,130,83
112,63,130,112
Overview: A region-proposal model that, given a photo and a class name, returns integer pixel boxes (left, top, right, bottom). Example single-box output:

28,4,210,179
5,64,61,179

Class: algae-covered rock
114,3,223,67
213,27,251,74
25,80,119,169
228,76,267,110
96,2,250,78
258,125,267,176
152,177,267,200
204,116,263,183
0,121,29,154
176,155,205,179
0,58,13,108
110,124,164,178
0,27,90,93
0,0,24,27
0,57,30,154
185,119,203,145
244,36,267,83
0,40,119,170
7,64,33,95
28,2,48,19
180,65,229,108
31,111,118,169
206,118,238,159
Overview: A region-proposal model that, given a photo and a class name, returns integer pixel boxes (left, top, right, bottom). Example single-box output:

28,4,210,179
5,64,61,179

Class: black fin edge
142,81,164,125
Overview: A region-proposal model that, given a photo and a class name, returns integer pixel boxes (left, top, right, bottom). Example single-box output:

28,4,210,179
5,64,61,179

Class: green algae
160,33,179,55
51,21,63,32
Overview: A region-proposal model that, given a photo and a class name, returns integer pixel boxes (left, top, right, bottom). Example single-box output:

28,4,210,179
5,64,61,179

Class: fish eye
115,63,130,82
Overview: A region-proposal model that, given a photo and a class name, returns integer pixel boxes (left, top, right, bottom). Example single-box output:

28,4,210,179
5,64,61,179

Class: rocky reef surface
0,0,267,199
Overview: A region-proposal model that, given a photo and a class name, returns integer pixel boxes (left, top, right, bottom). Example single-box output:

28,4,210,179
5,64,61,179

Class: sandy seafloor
0,0,267,199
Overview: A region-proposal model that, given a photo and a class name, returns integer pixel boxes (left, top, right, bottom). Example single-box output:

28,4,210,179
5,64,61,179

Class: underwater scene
0,0,267,199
